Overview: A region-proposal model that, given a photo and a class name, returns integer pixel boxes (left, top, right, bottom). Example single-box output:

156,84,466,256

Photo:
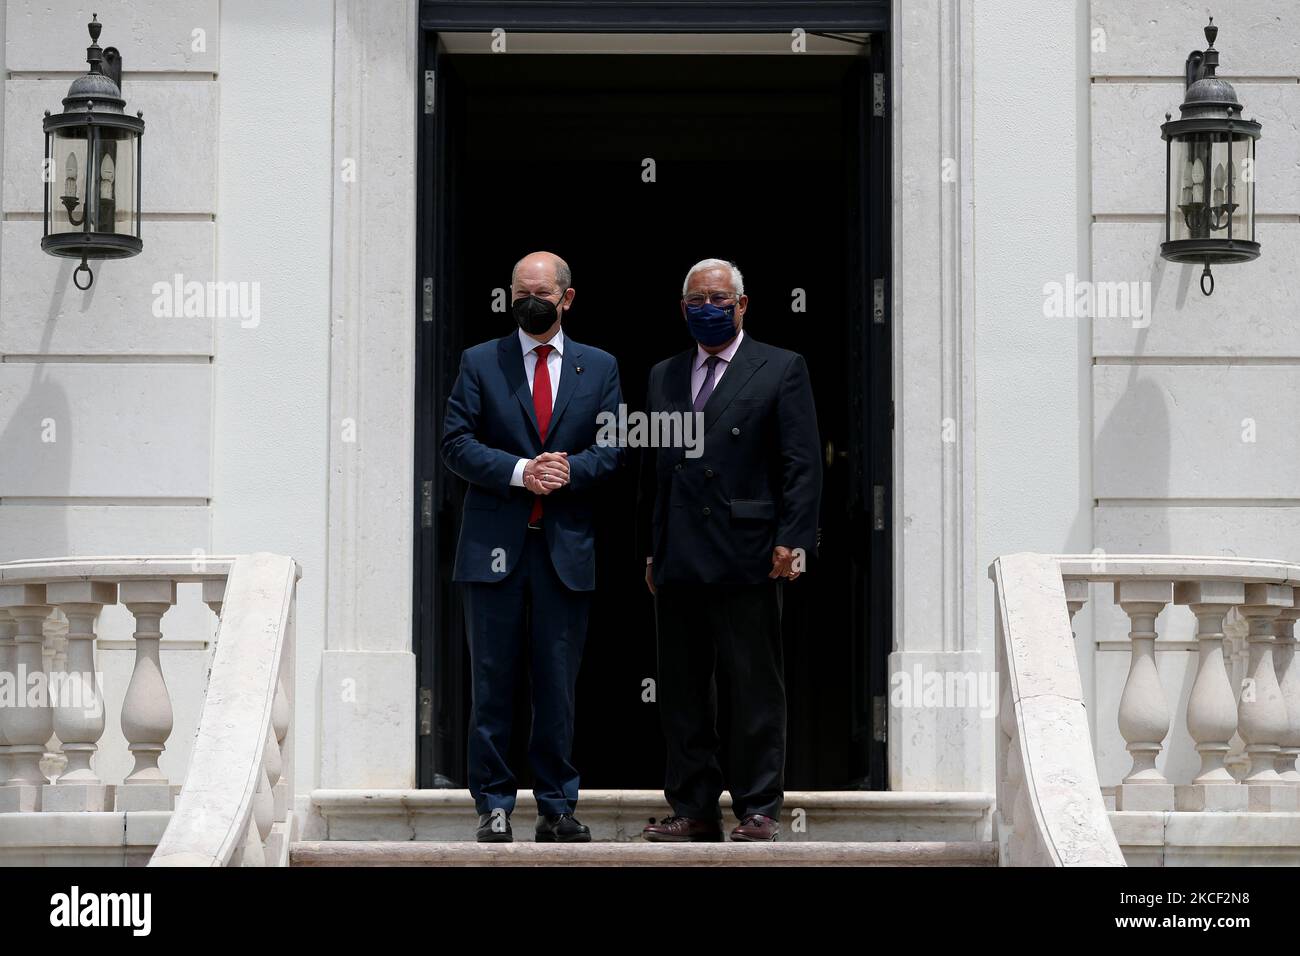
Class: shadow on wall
0,257,79,562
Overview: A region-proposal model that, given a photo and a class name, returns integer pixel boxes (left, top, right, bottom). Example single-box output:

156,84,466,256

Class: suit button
704,468,714,478
730,426,740,436
674,462,682,471
702,507,711,517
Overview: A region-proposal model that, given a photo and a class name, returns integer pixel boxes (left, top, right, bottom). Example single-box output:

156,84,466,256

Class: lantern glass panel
95,131,137,238
1230,133,1254,242
48,127,91,235
1204,134,1243,241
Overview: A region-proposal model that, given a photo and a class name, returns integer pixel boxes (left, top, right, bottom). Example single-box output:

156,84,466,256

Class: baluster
239,814,267,867
270,676,289,819
0,610,15,797
1223,607,1250,780
0,585,52,811
1173,580,1248,811
1276,587,1300,788
0,608,16,806
253,743,275,855
1238,583,1293,811
43,582,116,811
116,579,177,812
39,610,70,784
1114,580,1175,811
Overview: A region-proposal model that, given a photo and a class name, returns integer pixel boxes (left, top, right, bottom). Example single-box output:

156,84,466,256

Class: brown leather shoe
730,813,780,842
642,814,724,843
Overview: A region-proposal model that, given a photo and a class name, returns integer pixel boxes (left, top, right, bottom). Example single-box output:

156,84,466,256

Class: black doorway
416,40,891,792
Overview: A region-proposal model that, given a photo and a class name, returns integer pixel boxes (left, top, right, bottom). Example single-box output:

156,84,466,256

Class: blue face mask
684,301,738,347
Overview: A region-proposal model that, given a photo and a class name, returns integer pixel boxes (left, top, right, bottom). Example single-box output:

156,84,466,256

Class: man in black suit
637,258,822,843
442,251,623,844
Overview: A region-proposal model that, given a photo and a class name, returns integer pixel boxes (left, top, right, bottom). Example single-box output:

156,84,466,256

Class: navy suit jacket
636,332,822,587
441,331,624,591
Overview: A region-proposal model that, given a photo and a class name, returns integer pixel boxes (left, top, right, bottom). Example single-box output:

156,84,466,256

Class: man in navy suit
442,251,623,843
637,258,822,843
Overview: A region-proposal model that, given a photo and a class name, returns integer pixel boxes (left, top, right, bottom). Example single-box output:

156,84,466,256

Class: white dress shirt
510,326,564,487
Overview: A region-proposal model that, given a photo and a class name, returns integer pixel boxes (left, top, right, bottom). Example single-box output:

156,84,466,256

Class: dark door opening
416,41,891,792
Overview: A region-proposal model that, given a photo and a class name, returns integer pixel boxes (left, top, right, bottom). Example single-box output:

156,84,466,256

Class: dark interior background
424,51,879,792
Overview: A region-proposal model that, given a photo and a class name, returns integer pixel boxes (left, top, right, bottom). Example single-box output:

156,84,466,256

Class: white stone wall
1088,0,1300,786
1,1,221,790
0,0,331,800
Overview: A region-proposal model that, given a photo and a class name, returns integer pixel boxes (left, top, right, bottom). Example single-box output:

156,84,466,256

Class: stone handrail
151,553,299,866
0,553,298,867
990,553,1125,866
991,552,1300,866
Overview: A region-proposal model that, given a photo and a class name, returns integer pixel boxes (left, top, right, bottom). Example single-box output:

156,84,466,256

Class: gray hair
682,258,744,296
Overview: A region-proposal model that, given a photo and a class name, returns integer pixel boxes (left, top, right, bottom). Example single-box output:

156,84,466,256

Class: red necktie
529,344,553,525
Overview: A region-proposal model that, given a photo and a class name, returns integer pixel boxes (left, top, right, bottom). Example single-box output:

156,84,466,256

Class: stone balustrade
991,553,1300,866
0,553,299,867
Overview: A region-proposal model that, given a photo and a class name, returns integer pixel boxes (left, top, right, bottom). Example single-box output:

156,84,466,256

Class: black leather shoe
535,813,591,843
477,810,512,843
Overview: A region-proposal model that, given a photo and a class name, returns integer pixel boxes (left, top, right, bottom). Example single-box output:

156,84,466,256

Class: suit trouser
654,580,786,822
462,528,590,817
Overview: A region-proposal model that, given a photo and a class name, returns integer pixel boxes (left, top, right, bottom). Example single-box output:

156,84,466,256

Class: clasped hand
524,451,569,495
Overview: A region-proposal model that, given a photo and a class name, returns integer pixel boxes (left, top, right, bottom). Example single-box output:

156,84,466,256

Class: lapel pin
575,366,583,374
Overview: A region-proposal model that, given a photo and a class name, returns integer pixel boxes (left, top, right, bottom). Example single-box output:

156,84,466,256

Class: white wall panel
0,362,211,497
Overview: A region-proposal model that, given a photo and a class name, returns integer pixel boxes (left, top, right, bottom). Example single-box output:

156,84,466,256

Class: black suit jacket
636,332,822,587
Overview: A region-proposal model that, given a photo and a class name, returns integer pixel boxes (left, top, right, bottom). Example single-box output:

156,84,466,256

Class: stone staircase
291,840,996,866
290,788,998,866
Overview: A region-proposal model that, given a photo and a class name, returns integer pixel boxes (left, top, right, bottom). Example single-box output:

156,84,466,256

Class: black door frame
414,0,892,790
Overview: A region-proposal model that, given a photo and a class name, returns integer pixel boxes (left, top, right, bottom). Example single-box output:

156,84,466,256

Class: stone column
322,0,419,790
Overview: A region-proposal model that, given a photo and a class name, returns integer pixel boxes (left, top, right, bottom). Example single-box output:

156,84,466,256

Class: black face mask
512,294,561,335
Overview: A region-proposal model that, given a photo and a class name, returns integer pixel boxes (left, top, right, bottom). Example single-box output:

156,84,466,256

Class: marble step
290,839,998,867
304,788,995,843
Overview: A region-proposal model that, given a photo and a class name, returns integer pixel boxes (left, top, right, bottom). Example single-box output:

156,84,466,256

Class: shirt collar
695,327,743,371
519,325,564,357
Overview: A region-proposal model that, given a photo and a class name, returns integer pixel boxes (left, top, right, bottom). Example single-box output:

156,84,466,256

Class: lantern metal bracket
103,47,122,91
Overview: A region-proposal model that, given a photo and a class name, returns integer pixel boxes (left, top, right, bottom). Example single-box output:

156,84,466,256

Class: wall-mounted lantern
1160,17,1259,296
42,14,144,290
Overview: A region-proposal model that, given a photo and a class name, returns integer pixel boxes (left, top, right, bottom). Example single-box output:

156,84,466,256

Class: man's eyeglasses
682,291,738,308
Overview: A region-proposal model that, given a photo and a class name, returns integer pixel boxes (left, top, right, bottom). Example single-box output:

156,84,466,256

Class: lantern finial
1204,17,1217,49
86,13,105,76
